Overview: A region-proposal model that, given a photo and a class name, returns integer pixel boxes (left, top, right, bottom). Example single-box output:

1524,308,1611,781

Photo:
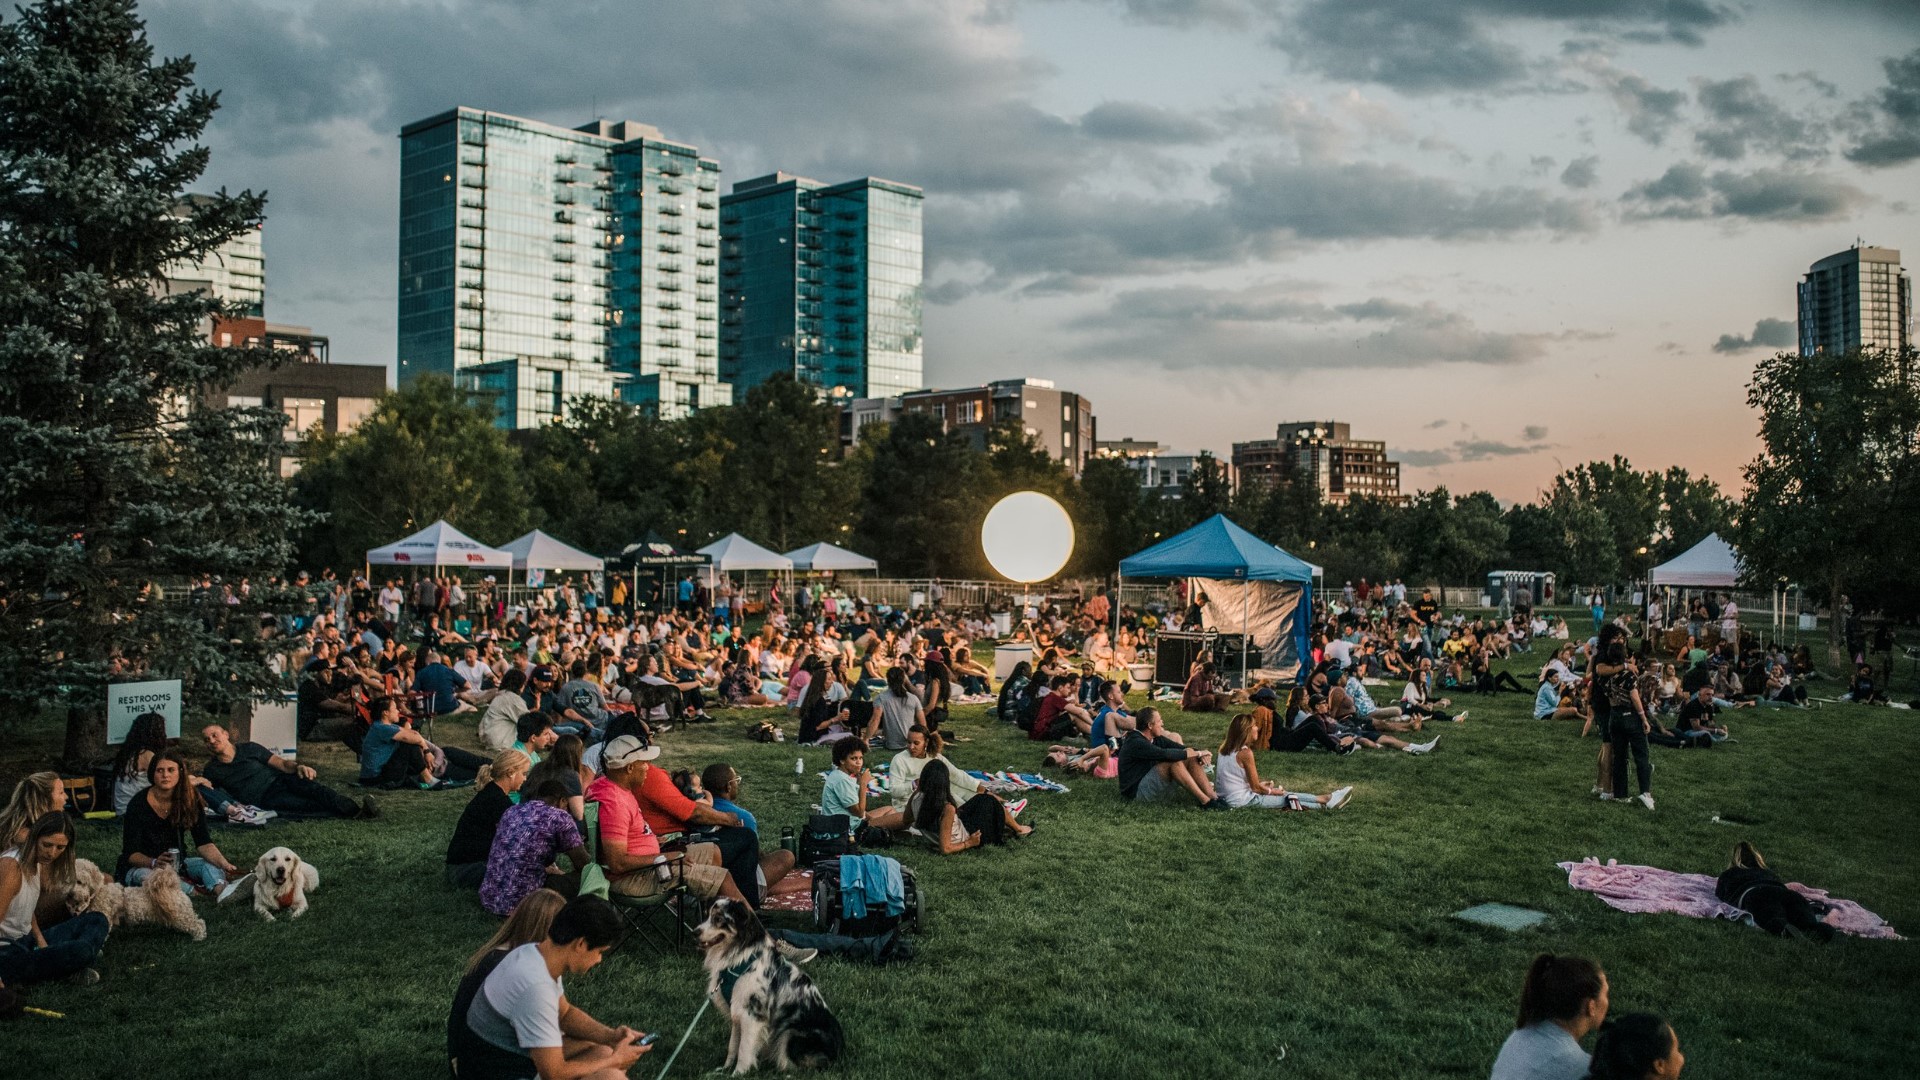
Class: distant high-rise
719,173,923,400
1797,244,1911,357
397,107,730,428
1234,421,1403,504
163,194,264,320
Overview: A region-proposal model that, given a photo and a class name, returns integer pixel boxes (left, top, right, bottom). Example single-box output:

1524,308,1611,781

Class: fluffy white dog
67,858,206,941
250,846,319,921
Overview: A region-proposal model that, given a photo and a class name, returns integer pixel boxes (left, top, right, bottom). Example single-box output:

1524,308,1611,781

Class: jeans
0,912,110,985
960,675,990,696
1608,717,1652,798
257,773,362,818
126,856,227,894
550,723,607,747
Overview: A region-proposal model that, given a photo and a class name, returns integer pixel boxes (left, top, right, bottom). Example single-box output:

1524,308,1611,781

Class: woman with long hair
116,750,244,899
1715,840,1834,941
527,735,591,820
950,646,992,697
869,664,927,750
111,712,260,824
0,812,108,987
1586,1014,1684,1080
997,660,1034,726
0,772,66,848
908,759,1030,853
446,749,532,890
1489,953,1608,1080
1215,714,1351,810
921,658,954,731
447,888,567,1074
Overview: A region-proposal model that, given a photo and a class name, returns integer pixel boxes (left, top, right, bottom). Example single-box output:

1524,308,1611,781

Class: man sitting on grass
1029,674,1093,741
1117,708,1227,810
200,722,378,820
456,895,652,1080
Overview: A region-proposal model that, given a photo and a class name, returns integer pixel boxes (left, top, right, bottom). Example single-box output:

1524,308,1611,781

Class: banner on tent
1193,578,1304,680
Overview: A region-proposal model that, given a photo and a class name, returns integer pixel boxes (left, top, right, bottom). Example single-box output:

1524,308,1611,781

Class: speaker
1154,632,1214,685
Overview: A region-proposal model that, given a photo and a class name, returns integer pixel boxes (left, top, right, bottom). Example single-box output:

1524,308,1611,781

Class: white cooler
994,643,1034,682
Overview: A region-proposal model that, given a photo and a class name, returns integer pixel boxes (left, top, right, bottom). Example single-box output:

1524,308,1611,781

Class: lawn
5,651,1917,1080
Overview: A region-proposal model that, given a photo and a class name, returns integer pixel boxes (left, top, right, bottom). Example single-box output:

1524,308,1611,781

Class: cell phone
638,1033,659,1047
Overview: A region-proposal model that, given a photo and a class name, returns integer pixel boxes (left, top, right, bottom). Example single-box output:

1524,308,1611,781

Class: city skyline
145,0,1920,500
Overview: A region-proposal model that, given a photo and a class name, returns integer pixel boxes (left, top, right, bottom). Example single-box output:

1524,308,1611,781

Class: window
336,397,377,433
280,397,326,441
279,456,303,479
1063,431,1073,449
1062,404,1072,421
228,395,264,409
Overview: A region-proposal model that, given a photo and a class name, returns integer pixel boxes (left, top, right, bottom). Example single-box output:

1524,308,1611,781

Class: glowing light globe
981,491,1074,583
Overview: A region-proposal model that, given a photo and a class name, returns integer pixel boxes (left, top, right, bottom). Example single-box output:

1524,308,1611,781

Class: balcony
553,232,576,244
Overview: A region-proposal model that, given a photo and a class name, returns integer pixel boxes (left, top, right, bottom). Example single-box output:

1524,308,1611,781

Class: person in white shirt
457,896,650,1079
455,645,494,695
1489,954,1607,1080
1324,636,1355,669
378,582,403,624
886,726,980,829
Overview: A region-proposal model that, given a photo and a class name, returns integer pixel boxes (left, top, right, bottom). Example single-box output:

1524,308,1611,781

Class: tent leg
1241,583,1249,691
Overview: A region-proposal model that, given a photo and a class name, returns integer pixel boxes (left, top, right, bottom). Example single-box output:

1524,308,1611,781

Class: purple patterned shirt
479,801,582,916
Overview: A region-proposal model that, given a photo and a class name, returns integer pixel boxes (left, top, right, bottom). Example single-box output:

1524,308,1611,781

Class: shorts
1134,765,1180,803
609,841,730,901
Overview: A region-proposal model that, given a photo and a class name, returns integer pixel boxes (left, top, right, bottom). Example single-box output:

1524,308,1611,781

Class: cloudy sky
143,0,1919,502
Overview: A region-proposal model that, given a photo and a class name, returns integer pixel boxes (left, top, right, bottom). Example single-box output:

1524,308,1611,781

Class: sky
139,0,1920,503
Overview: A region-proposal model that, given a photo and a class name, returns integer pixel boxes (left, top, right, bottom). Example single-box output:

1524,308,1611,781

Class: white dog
696,898,844,1073
67,858,206,940
250,847,319,921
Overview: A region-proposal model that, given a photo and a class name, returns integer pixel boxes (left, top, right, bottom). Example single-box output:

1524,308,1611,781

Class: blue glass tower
719,173,923,399
398,108,729,427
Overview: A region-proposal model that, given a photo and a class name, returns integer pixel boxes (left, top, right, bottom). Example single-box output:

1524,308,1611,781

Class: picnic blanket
820,765,1071,800
1558,857,1902,940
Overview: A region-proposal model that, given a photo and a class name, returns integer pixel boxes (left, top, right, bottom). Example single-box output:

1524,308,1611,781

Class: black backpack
798,813,858,863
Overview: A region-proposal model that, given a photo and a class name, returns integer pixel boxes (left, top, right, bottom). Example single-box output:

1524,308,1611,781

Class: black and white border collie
696,897,846,1072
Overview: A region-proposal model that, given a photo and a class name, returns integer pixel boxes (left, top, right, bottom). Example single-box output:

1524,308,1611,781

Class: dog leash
652,995,709,1080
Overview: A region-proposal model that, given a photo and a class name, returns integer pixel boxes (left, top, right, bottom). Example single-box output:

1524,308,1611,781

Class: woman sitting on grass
1489,953,1607,1080
446,887,566,1076
478,780,590,917
116,750,245,900
0,772,66,849
950,646,993,697
1587,1014,1685,1080
1400,659,1465,724
888,726,982,826
1215,715,1351,810
526,734,591,821
0,812,109,988
997,660,1034,727
445,749,531,890
907,760,1031,853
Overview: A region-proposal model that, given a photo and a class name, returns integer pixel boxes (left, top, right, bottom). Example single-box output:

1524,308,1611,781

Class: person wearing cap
585,735,742,906
524,665,604,746
627,742,792,907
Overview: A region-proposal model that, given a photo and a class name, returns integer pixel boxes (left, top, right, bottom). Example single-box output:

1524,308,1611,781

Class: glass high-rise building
397,107,729,428
1797,244,1912,357
719,173,923,399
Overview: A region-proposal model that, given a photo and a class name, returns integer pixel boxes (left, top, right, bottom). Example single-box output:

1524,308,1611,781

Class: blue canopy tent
1119,514,1317,687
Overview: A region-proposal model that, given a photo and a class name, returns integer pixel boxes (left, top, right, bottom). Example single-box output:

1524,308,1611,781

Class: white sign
107,680,183,744
250,694,299,756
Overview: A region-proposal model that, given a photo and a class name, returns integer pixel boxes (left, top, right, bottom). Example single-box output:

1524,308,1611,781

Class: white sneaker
1327,785,1354,810
1407,736,1440,754
1637,792,1656,811
1453,710,1469,722
1591,786,1604,797
1599,792,1615,801
248,806,277,821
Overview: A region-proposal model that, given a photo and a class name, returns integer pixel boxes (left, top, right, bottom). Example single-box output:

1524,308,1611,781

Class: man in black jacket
1116,708,1226,809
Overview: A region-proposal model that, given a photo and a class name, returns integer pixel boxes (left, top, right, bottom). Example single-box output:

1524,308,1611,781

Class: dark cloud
1711,317,1794,353
1423,418,1449,429
1560,155,1601,188
1570,49,1687,144
1846,48,1920,167
1622,164,1871,222
1275,1,1733,95
1693,76,1825,161
1107,0,1268,29
1396,429,1555,467
1397,448,1457,467
1522,424,1550,440
1079,101,1218,143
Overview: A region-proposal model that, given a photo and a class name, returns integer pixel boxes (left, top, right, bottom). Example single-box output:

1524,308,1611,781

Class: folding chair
585,802,700,955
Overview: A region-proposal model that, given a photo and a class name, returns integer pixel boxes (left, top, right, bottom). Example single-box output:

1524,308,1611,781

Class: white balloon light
981,491,1075,583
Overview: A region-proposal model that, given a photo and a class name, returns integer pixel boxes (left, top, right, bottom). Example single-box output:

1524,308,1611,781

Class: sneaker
1006,798,1029,816
1327,785,1354,810
1599,792,1615,801
358,796,382,819
1407,736,1440,754
217,873,254,904
1637,792,1656,811
1453,710,1469,722
66,967,101,987
248,806,277,821
1591,786,1605,797
773,940,818,965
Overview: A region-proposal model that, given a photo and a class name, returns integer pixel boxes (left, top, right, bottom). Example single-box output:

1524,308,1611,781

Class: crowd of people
7,564,1901,1077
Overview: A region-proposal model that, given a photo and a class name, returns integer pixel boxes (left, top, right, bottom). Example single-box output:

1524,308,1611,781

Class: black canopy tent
606,534,711,611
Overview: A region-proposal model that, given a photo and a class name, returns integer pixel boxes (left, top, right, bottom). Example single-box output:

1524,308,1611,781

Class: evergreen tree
291,374,529,570
0,0,313,762
850,413,986,577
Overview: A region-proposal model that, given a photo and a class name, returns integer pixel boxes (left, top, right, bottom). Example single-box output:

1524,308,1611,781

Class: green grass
5,653,1918,1079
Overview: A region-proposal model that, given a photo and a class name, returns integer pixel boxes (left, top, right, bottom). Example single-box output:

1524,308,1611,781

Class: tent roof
784,542,879,572
502,530,604,572
366,520,512,568
1119,514,1317,582
1650,532,1742,587
697,533,794,572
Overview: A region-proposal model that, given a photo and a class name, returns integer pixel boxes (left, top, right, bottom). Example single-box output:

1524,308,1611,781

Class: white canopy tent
502,530,605,572
1650,533,1740,588
784,542,879,573
698,534,794,574
366,520,511,569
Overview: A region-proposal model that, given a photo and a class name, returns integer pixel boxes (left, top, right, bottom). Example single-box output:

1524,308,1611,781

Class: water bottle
791,755,804,794
780,826,797,856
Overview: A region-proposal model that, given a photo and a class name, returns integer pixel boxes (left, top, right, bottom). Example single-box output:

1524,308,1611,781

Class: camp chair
585,802,699,955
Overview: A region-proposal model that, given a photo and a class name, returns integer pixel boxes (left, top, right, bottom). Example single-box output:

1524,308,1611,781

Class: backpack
798,813,858,864
810,855,921,937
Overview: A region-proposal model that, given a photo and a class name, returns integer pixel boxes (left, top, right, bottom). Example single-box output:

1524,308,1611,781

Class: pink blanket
1557,857,1902,940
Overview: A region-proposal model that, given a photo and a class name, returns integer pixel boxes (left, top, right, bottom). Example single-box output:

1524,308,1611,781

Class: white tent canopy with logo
502,530,605,572
784,542,879,573
698,534,794,574
1649,533,1741,588
366,520,512,569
